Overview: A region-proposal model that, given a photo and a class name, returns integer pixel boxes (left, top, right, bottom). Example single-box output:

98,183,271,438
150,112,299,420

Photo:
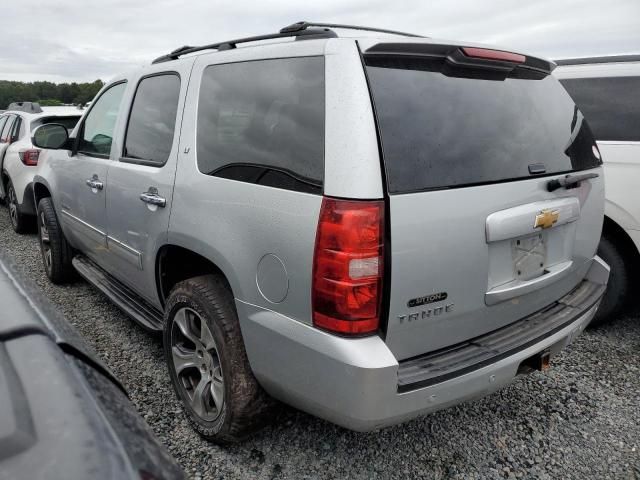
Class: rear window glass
197,57,324,194
31,116,81,132
365,57,601,193
559,76,640,142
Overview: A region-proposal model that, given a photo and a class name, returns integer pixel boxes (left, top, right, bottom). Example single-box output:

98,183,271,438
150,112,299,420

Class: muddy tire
164,274,273,443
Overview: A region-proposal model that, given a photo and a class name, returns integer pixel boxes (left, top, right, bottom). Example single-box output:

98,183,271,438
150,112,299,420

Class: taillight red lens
461,47,525,64
312,197,385,335
20,149,40,166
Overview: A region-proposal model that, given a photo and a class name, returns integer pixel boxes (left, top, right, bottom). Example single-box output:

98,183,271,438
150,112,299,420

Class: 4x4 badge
534,209,560,229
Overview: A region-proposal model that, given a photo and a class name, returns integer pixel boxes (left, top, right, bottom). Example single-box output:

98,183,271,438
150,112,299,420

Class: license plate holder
511,233,547,281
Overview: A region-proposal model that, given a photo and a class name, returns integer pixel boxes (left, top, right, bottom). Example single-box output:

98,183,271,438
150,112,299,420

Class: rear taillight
461,47,525,64
312,197,385,336
19,149,40,166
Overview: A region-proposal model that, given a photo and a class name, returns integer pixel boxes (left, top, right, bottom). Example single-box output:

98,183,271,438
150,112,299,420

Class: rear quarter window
559,76,640,142
365,56,601,193
196,57,325,194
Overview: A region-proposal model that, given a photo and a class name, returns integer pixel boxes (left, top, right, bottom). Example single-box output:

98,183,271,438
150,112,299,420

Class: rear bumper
238,256,609,431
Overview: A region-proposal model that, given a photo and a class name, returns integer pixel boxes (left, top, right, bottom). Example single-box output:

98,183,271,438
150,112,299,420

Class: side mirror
32,124,69,150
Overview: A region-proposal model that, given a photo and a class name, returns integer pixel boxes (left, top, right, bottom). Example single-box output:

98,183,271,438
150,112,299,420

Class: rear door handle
85,175,103,191
140,188,166,208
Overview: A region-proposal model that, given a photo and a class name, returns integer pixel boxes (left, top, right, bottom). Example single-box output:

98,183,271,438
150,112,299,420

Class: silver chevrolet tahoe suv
31,22,609,442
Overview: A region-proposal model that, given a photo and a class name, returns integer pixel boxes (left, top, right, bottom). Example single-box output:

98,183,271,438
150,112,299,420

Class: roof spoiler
364,43,556,76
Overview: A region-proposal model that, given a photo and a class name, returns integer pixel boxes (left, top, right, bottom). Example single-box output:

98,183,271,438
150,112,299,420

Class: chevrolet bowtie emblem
534,209,560,229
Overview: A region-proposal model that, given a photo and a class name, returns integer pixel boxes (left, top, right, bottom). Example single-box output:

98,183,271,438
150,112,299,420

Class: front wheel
37,197,75,283
163,275,273,443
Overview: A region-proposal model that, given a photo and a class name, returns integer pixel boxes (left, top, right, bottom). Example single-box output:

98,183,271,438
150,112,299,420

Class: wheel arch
155,244,238,309
32,176,54,207
602,215,640,263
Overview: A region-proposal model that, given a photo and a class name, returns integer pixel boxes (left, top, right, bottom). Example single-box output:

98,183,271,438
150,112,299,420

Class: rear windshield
31,116,81,132
365,57,601,193
559,76,640,142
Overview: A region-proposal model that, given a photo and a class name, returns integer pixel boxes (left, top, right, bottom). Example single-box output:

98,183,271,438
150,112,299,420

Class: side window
560,76,640,142
197,57,325,194
10,116,22,141
0,115,15,143
78,82,127,157
0,116,8,141
123,73,181,166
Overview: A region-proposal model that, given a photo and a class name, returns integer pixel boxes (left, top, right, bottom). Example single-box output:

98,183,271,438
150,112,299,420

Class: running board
72,255,163,332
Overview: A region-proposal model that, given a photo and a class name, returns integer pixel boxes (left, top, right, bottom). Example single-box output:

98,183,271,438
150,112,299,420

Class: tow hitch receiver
518,350,551,375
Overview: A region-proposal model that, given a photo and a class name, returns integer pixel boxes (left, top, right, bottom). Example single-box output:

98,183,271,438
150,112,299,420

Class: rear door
362,43,604,360
103,61,193,306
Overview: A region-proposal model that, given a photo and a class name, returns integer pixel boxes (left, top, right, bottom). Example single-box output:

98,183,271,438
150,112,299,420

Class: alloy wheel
170,307,224,421
39,211,52,274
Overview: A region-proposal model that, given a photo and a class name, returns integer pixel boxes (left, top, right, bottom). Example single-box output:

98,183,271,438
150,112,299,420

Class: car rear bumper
237,256,609,431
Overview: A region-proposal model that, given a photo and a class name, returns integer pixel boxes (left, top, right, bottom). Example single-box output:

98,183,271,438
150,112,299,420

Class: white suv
0,103,82,233
555,55,640,325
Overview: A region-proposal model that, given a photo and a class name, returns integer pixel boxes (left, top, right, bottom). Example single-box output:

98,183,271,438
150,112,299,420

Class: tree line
0,79,105,109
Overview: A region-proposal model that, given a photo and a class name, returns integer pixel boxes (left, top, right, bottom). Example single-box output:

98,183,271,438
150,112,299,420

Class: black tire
6,179,32,234
37,197,75,284
164,274,272,443
591,234,630,327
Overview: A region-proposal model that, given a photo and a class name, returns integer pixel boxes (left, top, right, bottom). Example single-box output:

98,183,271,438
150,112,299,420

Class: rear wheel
164,274,272,443
37,197,74,284
591,234,630,327
6,179,30,234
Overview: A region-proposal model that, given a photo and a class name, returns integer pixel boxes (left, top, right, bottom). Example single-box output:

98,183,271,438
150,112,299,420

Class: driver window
78,82,127,157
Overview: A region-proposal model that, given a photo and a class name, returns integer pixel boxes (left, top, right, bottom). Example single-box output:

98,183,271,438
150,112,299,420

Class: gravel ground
0,209,638,480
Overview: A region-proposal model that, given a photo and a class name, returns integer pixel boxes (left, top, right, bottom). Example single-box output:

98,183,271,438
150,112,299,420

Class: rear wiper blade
547,172,599,192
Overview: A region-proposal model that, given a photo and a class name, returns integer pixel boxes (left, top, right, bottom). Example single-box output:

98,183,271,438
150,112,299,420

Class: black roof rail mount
7,102,43,114
152,24,338,64
152,21,424,64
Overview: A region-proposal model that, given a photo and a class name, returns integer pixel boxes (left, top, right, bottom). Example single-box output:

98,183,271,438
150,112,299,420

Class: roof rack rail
152,21,425,64
7,102,43,114
280,21,424,39
152,24,337,64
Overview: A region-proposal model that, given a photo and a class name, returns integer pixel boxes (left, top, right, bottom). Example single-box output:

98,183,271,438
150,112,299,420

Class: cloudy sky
2,0,639,83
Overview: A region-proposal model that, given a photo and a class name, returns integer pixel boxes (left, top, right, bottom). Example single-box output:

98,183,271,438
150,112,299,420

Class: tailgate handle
547,173,599,192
